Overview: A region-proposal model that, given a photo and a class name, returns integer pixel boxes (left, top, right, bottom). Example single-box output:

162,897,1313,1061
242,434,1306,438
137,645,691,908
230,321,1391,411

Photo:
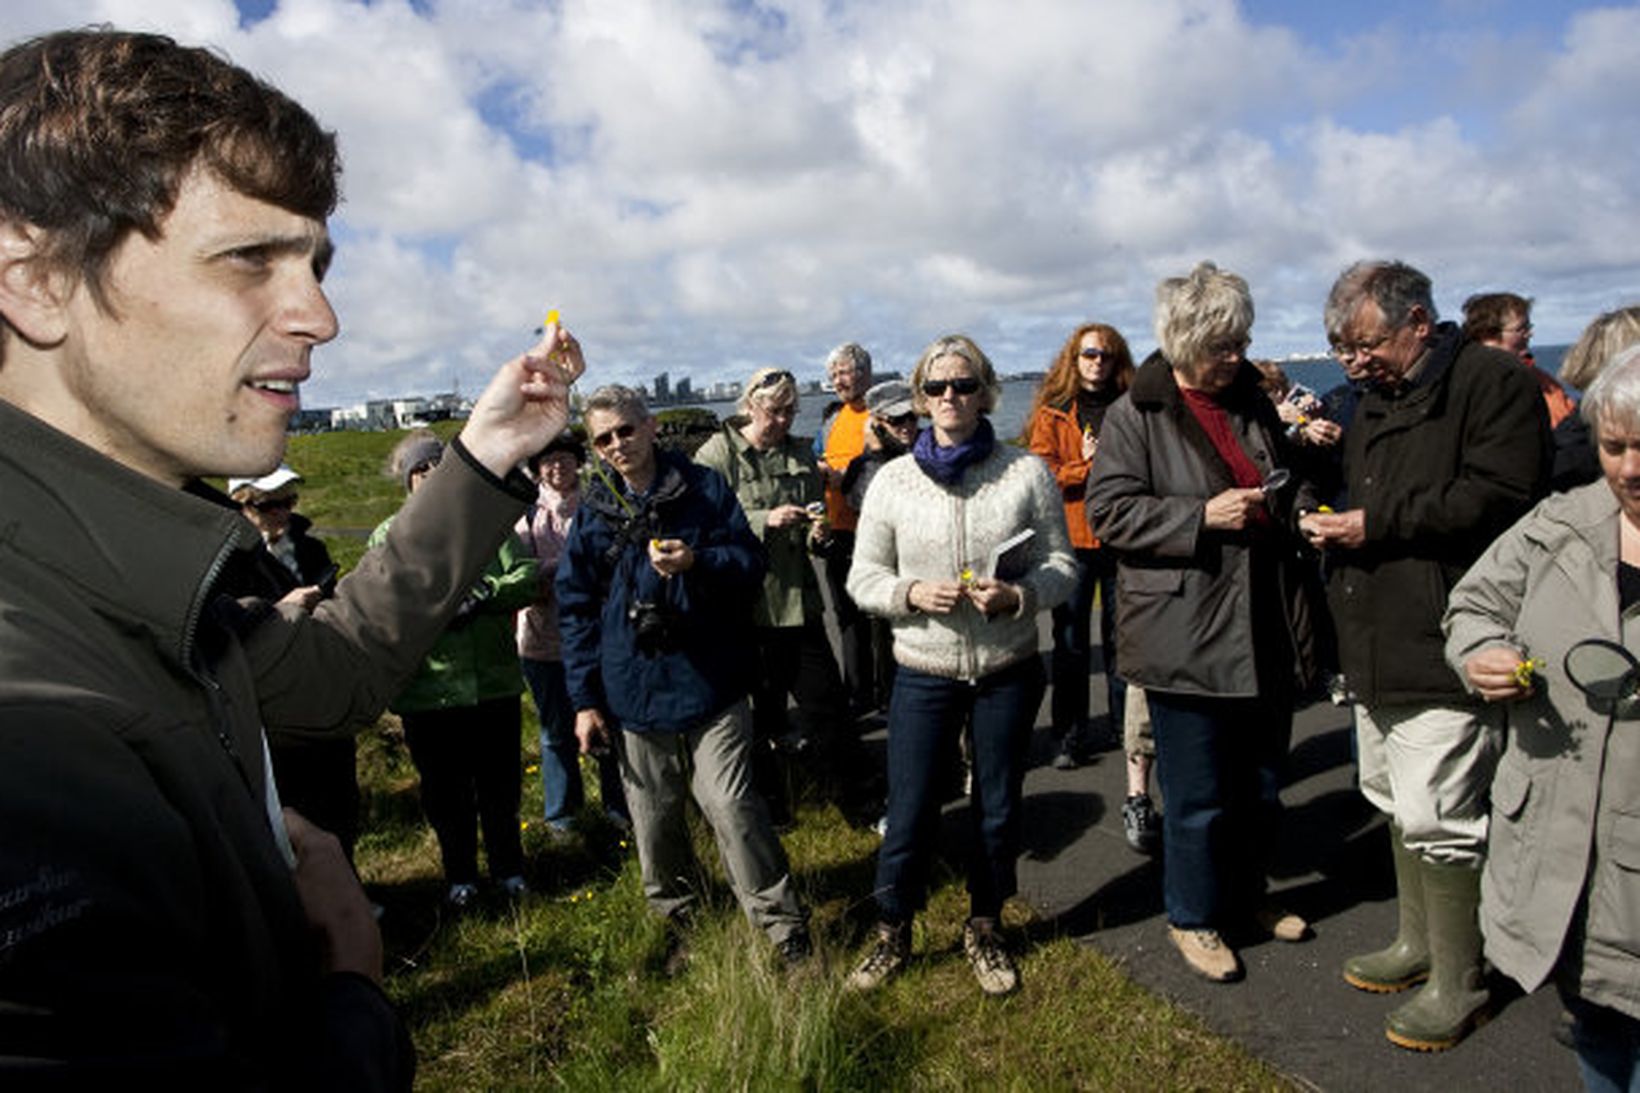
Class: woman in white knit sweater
843,334,1076,997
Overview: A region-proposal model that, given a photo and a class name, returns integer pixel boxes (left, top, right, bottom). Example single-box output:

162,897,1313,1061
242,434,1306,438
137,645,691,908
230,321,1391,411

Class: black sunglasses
921,377,982,398
592,422,639,449
247,496,296,513
886,411,918,427
752,369,794,392
1079,347,1109,361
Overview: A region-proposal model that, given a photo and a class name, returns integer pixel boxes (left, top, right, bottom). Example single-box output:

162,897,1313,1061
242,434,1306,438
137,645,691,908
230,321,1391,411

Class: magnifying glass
1261,468,1291,493
1564,638,1640,704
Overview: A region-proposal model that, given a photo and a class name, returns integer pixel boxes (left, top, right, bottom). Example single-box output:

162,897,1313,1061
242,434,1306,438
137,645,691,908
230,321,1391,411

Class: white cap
226,464,302,496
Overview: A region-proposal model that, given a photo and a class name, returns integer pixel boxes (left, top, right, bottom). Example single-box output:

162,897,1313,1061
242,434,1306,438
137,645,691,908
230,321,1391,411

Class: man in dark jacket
559,385,811,967
1302,260,1550,1053
0,28,582,1089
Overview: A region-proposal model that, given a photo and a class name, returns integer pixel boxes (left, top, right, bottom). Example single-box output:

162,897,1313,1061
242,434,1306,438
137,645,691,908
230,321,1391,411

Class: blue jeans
1567,995,1640,1093
520,657,627,826
873,657,1045,922
1050,548,1125,738
1147,688,1291,930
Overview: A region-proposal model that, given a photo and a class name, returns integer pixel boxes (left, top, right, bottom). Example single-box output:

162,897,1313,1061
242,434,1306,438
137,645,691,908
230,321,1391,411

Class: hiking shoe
1254,903,1310,942
963,918,1019,997
776,929,814,968
1122,794,1161,854
498,875,529,899
1051,735,1079,770
846,921,910,992
1168,926,1242,982
445,882,479,910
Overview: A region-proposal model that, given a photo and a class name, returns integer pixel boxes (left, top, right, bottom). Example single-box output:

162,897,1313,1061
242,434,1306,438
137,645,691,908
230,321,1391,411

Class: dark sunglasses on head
247,496,296,513
592,422,640,449
1079,347,1109,361
752,369,794,392
921,377,982,398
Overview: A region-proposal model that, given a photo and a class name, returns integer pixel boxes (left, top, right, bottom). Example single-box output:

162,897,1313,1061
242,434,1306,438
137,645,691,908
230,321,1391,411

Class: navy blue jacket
557,448,766,734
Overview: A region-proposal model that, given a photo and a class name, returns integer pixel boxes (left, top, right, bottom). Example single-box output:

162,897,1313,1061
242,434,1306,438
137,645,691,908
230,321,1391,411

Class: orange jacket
1533,367,1576,429
1026,401,1099,550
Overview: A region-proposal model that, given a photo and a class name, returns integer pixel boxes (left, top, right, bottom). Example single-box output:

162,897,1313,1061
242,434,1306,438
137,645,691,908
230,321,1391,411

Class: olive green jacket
693,420,824,628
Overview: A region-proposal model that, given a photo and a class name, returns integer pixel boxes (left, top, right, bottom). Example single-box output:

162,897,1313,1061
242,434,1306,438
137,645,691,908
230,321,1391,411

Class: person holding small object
845,334,1076,997
1444,345,1640,1090
1088,261,1321,985
695,366,850,823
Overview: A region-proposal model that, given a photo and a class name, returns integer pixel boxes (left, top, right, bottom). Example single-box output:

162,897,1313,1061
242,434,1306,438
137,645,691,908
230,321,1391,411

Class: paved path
1010,649,1579,1091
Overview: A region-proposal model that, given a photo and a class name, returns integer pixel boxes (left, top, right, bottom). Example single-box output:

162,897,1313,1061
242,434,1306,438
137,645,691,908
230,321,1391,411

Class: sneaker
661,918,692,978
445,882,479,910
846,921,910,992
1167,926,1242,982
963,918,1019,996
775,929,814,968
1051,734,1079,770
871,814,890,838
1122,793,1161,854
498,875,529,899
1253,903,1310,942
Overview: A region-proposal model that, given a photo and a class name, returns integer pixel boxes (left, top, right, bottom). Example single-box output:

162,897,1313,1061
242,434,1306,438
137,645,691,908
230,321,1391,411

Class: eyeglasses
921,377,982,398
1332,330,1394,360
1079,347,1109,361
752,369,794,392
1502,322,1533,336
591,422,639,449
1204,336,1250,358
247,496,296,513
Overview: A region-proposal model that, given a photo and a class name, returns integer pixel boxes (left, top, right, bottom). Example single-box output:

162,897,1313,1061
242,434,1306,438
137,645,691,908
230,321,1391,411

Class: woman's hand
965,577,1021,617
1081,431,1098,461
1302,418,1343,446
766,503,809,529
1203,487,1267,530
908,579,965,614
1464,646,1533,702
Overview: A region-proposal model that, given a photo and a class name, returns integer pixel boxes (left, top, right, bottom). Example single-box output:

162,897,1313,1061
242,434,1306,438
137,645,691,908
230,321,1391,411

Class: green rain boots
1383,859,1490,1052
1343,825,1431,993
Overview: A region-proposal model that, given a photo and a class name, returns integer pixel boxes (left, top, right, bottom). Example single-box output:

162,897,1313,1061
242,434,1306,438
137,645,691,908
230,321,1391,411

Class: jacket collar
0,399,260,673
584,445,690,521
1129,350,1268,416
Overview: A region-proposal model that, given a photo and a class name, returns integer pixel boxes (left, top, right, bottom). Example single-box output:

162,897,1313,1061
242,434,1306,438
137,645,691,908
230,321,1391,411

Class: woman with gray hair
1445,345,1640,1090
695,367,849,823
1088,261,1320,982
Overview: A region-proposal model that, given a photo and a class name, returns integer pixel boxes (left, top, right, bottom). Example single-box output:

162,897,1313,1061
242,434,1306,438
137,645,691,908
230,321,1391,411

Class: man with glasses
558,385,812,970
1301,260,1549,1053
1462,291,1576,428
815,342,882,715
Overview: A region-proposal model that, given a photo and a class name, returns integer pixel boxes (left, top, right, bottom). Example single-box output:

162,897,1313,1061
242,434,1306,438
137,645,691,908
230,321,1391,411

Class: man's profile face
1342,298,1429,387
586,407,658,487
55,165,337,486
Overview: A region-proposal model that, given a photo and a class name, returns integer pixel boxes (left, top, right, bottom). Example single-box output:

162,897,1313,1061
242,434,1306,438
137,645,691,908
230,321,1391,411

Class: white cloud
1,0,1636,404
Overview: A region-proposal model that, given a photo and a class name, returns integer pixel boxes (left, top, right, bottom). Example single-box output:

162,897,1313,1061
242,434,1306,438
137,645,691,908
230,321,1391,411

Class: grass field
291,425,1292,1091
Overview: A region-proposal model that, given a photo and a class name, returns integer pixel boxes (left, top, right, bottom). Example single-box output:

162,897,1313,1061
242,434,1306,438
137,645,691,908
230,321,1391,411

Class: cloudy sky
5,1,1637,405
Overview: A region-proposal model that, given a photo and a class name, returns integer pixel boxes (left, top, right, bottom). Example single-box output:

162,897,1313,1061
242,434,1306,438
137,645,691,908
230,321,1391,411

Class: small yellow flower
1317,505,1335,514
959,567,975,585
520,820,530,831
525,764,540,774
544,308,560,327
1514,658,1546,689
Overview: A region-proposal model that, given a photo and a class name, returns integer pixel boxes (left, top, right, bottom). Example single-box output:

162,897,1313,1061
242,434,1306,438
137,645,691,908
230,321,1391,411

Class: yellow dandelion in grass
520,820,530,831
525,763,539,774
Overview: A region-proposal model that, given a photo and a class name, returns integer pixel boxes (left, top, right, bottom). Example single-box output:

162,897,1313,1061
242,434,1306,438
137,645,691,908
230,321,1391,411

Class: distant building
654,371,671,403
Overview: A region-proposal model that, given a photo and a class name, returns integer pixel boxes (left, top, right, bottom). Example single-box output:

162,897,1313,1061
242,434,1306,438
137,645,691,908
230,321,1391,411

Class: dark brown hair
1460,292,1532,342
0,29,340,322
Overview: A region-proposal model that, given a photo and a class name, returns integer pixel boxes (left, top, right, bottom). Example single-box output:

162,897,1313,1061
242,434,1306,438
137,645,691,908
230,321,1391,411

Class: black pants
401,695,525,884
268,734,360,861
749,621,850,813
822,532,880,710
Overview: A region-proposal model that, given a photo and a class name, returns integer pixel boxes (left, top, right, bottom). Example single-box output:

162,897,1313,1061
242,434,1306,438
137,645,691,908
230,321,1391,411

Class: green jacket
694,420,823,628
368,517,536,712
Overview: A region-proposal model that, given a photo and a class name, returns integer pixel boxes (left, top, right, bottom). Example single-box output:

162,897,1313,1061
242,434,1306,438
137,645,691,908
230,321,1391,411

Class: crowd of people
3,25,1640,1093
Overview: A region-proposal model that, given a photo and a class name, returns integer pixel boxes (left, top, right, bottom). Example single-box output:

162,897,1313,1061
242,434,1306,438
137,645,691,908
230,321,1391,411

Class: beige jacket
1444,482,1640,1016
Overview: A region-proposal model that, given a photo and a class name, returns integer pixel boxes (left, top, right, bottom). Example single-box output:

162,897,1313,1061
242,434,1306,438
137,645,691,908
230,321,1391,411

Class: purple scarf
913,416,996,485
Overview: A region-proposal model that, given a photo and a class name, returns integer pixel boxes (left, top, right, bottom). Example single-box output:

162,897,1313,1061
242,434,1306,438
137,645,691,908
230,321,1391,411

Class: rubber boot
1384,859,1490,1052
1343,824,1430,992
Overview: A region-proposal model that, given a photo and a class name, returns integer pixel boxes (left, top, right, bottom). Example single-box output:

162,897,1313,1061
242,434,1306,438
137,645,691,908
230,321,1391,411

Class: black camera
628,599,679,656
